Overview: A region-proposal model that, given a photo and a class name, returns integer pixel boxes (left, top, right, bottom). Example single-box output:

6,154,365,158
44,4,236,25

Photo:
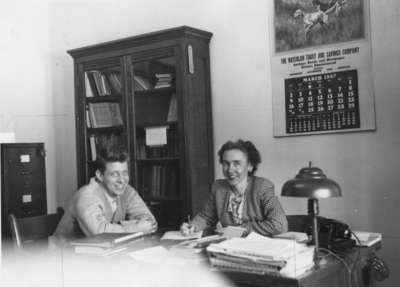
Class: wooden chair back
8,207,64,249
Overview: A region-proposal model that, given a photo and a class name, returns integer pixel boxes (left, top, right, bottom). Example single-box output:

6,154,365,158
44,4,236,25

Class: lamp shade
281,163,341,199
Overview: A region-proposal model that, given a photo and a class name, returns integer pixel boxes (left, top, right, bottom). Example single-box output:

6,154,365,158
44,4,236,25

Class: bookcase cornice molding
68,26,213,60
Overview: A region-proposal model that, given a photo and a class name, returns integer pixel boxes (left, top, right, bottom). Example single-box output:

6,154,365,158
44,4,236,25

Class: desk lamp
281,162,341,256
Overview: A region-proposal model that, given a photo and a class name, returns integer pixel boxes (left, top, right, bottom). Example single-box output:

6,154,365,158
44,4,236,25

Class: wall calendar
285,70,359,134
269,0,376,137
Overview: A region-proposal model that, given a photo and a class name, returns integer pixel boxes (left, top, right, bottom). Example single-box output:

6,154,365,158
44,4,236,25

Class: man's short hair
95,145,129,173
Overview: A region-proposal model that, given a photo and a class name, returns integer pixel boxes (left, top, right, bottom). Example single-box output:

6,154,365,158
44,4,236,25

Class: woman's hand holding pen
180,215,195,236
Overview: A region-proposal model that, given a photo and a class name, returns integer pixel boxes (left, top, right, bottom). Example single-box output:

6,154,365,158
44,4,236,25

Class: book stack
70,232,144,256
206,232,315,278
154,73,173,89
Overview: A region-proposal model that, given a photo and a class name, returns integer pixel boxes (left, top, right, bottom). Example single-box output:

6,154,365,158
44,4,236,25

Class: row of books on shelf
85,70,175,97
85,93,176,129
89,134,124,161
136,129,179,159
85,70,122,97
133,73,174,91
139,165,179,199
86,102,123,128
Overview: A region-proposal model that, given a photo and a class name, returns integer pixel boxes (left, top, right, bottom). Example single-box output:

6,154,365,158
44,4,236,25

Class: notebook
70,232,144,248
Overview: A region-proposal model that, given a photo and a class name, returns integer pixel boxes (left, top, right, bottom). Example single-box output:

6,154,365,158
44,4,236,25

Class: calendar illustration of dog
274,0,365,52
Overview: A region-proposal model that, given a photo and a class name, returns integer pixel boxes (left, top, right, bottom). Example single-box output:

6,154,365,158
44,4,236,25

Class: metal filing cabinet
1,143,47,239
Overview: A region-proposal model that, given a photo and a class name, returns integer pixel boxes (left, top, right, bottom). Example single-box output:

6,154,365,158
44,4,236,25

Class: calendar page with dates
285,70,360,134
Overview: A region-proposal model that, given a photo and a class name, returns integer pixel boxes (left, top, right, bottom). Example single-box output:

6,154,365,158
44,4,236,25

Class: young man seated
55,145,157,240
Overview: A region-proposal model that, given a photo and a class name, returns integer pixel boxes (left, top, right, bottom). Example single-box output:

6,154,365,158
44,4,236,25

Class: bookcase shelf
69,26,214,229
86,95,122,103
134,87,175,96
87,126,124,133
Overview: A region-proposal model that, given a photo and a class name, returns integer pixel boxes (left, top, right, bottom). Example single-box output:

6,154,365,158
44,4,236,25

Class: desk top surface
64,232,380,287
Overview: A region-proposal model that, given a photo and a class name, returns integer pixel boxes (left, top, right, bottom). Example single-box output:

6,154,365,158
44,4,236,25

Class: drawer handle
20,171,32,176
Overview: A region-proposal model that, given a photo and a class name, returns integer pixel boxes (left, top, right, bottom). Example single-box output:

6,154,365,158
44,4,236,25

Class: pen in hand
181,214,194,236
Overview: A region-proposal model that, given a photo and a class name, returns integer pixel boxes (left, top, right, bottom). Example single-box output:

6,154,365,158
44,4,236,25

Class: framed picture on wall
269,0,376,137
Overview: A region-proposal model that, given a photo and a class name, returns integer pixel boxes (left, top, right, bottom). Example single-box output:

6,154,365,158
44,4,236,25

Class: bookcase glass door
132,56,180,229
84,64,126,179
70,27,214,229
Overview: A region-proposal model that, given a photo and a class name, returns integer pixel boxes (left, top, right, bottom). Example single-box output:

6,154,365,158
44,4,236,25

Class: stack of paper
206,232,314,277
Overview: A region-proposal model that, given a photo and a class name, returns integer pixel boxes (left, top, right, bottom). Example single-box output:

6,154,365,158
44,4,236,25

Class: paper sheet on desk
128,246,170,262
128,246,203,267
161,230,203,241
218,226,247,239
352,231,382,246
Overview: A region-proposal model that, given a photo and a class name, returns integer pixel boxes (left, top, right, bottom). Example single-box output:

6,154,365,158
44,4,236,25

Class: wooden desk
2,234,380,287
108,234,380,287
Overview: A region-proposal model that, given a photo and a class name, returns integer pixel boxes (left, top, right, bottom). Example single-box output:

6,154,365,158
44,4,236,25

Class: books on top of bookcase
87,102,123,128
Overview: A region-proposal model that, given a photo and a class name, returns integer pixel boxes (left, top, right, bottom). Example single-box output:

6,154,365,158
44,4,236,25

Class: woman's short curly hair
95,145,129,173
217,139,261,176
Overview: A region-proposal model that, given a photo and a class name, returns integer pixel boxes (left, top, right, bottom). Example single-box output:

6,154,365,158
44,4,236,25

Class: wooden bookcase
68,26,214,229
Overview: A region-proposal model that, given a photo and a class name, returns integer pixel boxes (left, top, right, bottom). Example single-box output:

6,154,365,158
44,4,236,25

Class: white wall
0,1,75,212
2,0,399,285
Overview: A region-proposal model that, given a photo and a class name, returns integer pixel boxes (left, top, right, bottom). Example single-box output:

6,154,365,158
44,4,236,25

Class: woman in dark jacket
180,139,288,236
